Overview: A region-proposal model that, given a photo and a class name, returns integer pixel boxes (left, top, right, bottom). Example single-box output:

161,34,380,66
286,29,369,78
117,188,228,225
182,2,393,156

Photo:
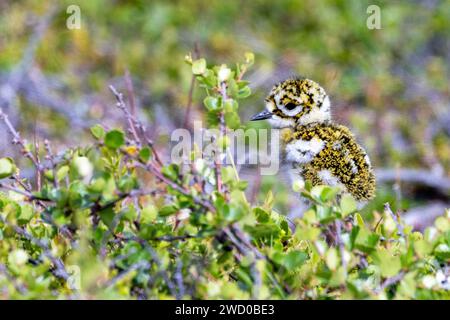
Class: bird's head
251,78,331,128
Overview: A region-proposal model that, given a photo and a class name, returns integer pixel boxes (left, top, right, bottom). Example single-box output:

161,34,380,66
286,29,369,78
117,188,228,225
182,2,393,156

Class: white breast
285,137,325,164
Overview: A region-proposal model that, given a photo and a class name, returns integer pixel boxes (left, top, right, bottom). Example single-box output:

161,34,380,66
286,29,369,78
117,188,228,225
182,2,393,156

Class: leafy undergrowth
0,56,448,299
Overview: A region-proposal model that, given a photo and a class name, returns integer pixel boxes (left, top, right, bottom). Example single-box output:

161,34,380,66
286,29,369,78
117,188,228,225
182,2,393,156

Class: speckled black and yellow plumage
251,78,376,202
286,123,375,200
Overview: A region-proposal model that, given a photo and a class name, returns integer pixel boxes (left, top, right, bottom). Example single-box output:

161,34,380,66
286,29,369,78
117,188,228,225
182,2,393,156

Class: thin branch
250,261,261,300
0,182,47,201
0,109,40,168
124,69,137,117
213,81,230,195
149,234,197,242
109,85,141,145
134,161,215,212
33,127,42,191
104,260,150,288
0,263,28,295
109,84,163,167
376,271,406,294
44,139,58,188
335,220,348,278
0,216,70,281
129,236,178,297
175,259,185,300
183,43,199,129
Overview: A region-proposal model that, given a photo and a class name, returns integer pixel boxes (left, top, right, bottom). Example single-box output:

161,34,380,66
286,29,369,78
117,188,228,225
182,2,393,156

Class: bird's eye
285,103,297,110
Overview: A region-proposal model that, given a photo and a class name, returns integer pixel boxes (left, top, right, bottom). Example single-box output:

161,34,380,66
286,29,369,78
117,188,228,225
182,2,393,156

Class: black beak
250,110,273,121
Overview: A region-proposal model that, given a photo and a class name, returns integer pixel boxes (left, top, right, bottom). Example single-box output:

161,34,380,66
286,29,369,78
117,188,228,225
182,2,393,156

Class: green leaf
224,99,238,112
17,204,34,225
354,227,379,253
355,213,365,228
434,243,450,260
217,64,231,82
311,185,325,201
325,248,339,270
275,250,308,269
320,186,340,202
372,247,402,278
221,203,245,222
236,86,251,99
158,204,178,217
244,52,255,66
264,191,274,209
227,79,239,97
236,180,248,191
202,69,217,87
435,216,449,232
139,147,152,163
245,224,280,241
161,164,179,181
88,177,106,194
349,225,360,250
56,165,70,181
105,129,125,149
340,194,357,217
224,111,241,129
99,206,115,228
295,225,321,241
118,175,137,193
413,239,431,258
192,58,206,75
316,205,333,223
8,249,28,267
90,124,105,140
254,207,270,223
292,179,305,193
203,96,220,111
0,157,16,179
140,205,157,224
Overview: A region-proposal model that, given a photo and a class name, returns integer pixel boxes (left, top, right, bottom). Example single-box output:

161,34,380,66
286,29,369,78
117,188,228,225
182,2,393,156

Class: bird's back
286,122,376,201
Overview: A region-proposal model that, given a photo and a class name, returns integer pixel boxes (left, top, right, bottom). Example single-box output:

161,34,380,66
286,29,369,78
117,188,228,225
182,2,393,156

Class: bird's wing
310,125,376,199
290,124,376,200
284,136,326,164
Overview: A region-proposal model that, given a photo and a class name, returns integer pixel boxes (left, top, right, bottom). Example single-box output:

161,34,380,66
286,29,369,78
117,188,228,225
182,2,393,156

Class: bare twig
183,43,200,129
0,216,70,281
124,69,137,117
0,109,40,168
175,259,185,300
376,271,406,294
110,85,163,167
9,175,74,240
109,85,141,145
129,236,178,297
134,161,215,212
44,139,58,188
0,263,28,295
33,126,42,191
213,81,230,194
335,220,347,277
104,260,150,288
149,234,197,242
250,261,261,300
0,182,47,201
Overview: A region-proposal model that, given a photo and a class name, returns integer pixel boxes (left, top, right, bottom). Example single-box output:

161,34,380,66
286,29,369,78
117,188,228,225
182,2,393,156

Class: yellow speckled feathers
287,122,376,200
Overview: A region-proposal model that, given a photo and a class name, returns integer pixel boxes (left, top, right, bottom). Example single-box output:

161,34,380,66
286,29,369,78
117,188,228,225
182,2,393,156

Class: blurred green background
0,0,449,225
